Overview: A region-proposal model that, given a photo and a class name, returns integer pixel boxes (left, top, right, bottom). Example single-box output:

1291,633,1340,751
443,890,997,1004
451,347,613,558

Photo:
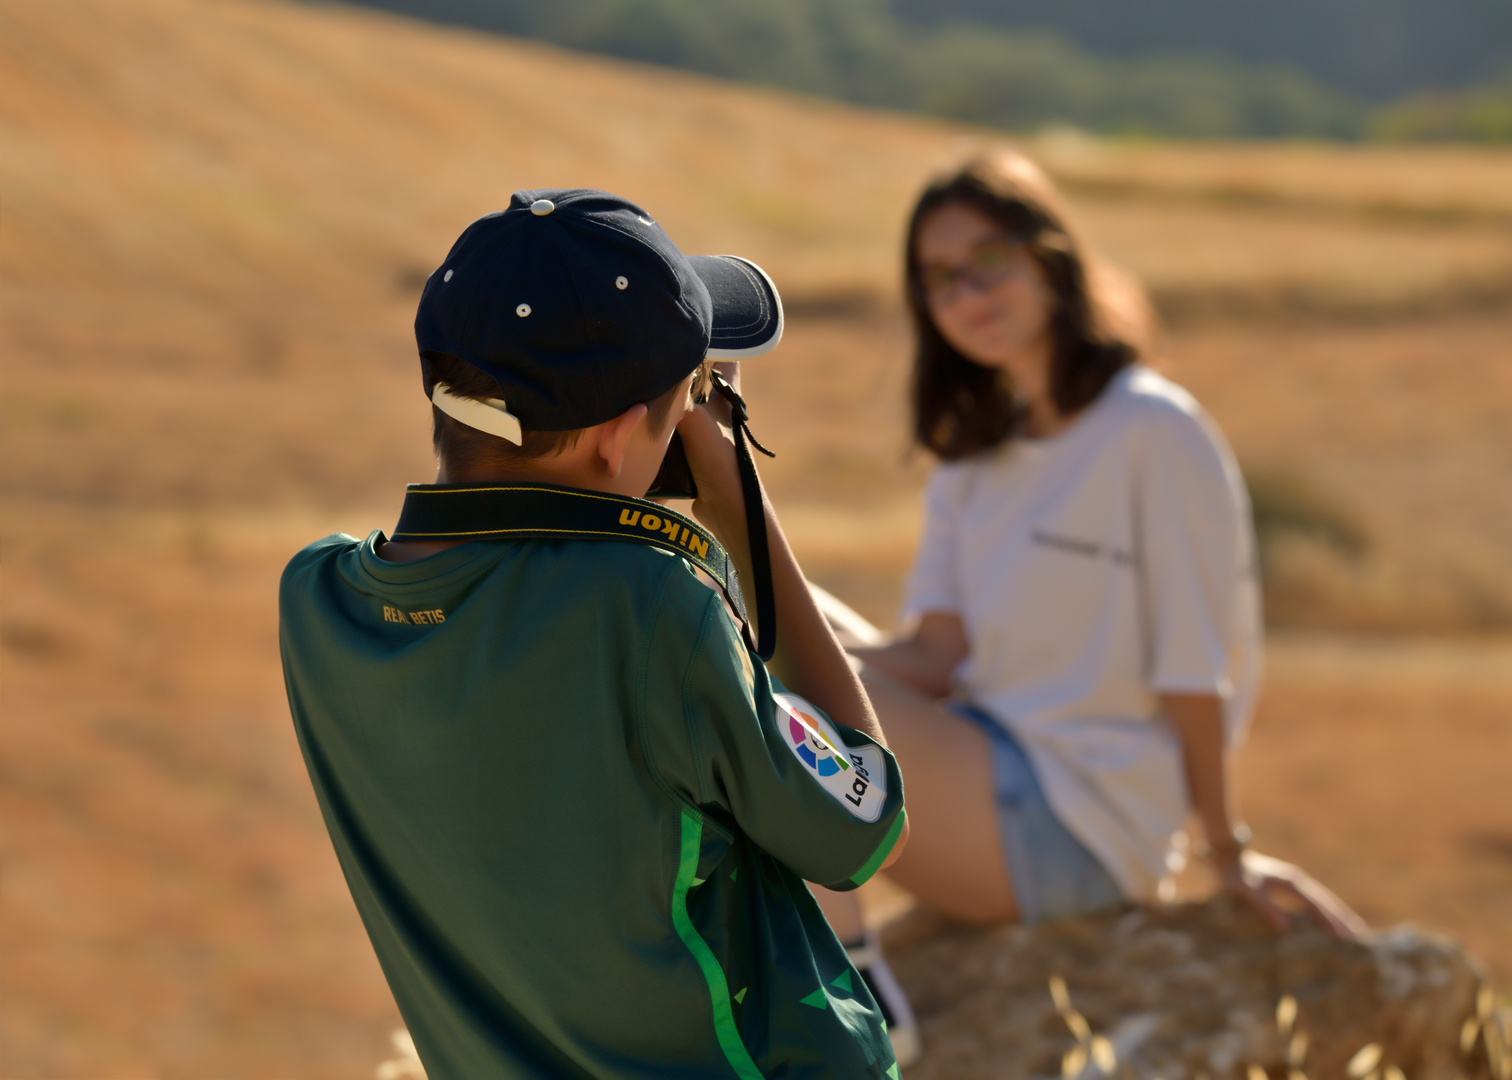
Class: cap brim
688,255,784,359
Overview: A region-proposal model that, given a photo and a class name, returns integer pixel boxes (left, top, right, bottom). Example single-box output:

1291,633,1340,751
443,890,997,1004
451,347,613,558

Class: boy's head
414,189,782,481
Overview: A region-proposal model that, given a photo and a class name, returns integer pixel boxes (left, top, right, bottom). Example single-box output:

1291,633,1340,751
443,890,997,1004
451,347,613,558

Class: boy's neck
375,458,630,564
435,457,627,495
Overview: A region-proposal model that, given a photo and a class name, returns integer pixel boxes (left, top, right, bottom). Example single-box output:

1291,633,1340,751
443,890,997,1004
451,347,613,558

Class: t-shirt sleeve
900,465,966,621
1135,403,1256,701
646,577,905,891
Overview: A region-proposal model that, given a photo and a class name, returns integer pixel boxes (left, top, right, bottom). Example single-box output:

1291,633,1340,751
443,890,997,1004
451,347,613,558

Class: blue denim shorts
952,704,1124,924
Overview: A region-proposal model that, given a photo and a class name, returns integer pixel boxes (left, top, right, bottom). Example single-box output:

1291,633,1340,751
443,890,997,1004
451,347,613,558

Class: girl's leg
855,664,1019,924
812,886,866,943
807,584,1017,923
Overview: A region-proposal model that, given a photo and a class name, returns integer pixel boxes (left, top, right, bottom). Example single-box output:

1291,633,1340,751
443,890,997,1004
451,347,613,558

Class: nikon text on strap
391,483,763,654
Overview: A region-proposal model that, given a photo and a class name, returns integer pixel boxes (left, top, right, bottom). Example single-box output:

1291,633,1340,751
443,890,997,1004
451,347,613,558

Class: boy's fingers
698,362,740,426
676,404,737,476
677,404,748,537
675,397,724,438
711,361,741,392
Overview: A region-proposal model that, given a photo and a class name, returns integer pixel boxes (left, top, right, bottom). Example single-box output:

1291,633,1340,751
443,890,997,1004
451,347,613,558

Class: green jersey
278,524,907,1079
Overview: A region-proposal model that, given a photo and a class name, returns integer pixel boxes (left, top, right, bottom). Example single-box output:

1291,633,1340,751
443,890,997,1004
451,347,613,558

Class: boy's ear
594,403,649,479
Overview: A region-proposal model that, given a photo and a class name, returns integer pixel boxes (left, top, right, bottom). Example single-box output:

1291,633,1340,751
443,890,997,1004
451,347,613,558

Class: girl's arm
849,613,968,699
1131,406,1359,932
1163,692,1363,938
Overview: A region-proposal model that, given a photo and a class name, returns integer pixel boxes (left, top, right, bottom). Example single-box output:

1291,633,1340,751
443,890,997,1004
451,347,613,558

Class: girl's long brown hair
905,152,1152,461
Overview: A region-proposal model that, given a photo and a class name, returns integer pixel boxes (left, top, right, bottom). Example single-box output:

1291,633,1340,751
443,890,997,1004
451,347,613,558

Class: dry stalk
375,1028,427,1080
1063,1045,1088,1078
1090,1035,1116,1074
1463,1018,1482,1055
1289,1032,1309,1067
1347,1043,1383,1078
1277,995,1298,1039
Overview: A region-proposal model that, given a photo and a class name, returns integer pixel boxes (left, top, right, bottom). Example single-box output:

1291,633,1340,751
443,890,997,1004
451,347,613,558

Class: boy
279,189,909,1079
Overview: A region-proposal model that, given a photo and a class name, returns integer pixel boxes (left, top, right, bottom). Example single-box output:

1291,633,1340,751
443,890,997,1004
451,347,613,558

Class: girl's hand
1216,848,1365,940
849,613,968,700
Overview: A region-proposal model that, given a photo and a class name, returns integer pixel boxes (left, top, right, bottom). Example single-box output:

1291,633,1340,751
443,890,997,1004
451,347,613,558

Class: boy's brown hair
421,352,702,471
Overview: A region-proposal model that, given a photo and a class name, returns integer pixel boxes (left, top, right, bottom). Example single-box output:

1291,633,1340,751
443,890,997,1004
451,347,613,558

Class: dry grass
1031,132,1512,223
2,0,1511,1074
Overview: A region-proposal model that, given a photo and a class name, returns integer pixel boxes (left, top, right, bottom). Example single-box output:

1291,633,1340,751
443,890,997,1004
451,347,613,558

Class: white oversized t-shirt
901,365,1262,899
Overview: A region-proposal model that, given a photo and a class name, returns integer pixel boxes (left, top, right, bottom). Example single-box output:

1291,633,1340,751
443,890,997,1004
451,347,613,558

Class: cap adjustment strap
431,383,524,445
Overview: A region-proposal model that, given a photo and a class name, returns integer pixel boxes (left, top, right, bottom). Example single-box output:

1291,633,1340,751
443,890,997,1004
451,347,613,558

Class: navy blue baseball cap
415,188,784,433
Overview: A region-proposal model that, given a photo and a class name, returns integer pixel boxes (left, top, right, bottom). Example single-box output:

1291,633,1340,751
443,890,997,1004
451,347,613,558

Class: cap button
530,199,555,216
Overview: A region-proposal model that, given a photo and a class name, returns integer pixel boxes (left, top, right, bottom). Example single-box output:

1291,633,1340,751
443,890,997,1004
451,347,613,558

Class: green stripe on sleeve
848,809,907,888
672,812,763,1080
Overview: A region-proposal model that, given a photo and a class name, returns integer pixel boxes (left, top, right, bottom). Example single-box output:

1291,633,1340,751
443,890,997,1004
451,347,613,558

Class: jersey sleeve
1134,401,1257,704
644,574,905,891
900,465,966,621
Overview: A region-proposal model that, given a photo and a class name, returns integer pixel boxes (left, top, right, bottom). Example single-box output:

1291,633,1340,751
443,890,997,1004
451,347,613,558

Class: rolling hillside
342,0,1512,137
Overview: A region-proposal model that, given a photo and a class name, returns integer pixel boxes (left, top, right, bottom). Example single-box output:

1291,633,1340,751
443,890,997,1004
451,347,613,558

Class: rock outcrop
884,897,1506,1080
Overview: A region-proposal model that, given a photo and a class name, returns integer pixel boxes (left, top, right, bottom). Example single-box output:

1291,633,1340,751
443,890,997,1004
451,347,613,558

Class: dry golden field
2,0,1510,1075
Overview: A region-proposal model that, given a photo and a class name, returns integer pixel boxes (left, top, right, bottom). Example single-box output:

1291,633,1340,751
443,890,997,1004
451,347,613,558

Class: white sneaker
846,935,922,1068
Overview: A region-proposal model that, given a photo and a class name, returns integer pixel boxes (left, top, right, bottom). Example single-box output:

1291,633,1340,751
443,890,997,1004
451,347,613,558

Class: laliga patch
774,692,887,823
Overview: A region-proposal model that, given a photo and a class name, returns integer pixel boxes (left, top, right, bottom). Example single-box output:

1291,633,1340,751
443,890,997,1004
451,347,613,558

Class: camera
646,432,698,500
645,367,727,500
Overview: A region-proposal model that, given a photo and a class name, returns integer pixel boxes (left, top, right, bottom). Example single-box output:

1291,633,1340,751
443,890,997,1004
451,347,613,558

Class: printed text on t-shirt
1031,529,1135,567
382,605,446,625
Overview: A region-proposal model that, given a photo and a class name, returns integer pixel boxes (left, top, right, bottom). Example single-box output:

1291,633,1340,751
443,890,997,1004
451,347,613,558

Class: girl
820,153,1360,1060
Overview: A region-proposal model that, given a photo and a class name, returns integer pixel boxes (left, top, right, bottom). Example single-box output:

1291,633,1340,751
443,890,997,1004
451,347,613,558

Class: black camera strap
391,481,764,655
707,371,777,660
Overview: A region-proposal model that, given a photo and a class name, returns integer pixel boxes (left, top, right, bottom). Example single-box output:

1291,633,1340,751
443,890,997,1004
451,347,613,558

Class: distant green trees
906,30,1362,138
1371,77,1512,143
890,0,1512,103
335,0,1512,141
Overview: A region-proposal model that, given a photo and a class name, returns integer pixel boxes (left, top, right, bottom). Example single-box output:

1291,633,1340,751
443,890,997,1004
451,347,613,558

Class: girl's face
915,202,1055,373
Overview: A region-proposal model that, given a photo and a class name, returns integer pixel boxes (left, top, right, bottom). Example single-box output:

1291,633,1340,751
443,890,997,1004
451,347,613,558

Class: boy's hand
679,373,910,867
675,400,752,572
702,360,741,427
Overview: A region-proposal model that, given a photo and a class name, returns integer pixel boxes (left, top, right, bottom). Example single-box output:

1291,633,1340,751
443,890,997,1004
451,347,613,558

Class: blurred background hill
2,0,1510,1075
332,0,1512,139
893,0,1512,100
